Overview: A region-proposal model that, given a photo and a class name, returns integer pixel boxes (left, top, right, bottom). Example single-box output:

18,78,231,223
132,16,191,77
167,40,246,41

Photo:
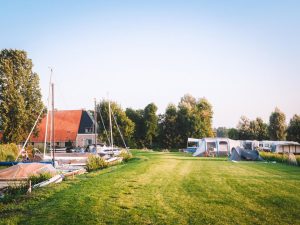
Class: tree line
95,94,214,149
216,108,300,143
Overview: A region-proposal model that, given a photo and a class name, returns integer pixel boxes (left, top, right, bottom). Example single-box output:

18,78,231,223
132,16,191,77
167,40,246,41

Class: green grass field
1,150,300,225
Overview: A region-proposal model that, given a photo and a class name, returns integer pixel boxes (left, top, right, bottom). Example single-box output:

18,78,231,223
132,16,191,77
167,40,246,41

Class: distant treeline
215,109,300,143
96,99,300,149
95,94,214,149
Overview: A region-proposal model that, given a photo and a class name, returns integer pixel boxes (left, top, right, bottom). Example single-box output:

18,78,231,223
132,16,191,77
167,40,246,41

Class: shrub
28,173,52,186
86,155,108,172
0,181,28,203
119,150,132,162
0,143,19,161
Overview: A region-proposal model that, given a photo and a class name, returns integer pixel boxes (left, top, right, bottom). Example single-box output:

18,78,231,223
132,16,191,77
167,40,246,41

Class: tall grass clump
86,155,108,172
0,143,18,161
28,173,52,185
260,151,299,166
119,150,132,162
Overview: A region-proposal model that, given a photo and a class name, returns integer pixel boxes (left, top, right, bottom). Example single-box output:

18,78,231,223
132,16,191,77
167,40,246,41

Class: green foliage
260,151,300,167
86,155,108,172
158,104,179,149
143,103,158,148
3,181,28,199
119,150,132,162
259,151,289,164
125,108,145,148
0,143,18,161
254,117,269,140
287,114,300,143
28,173,52,185
237,116,269,140
269,107,287,140
176,95,214,147
0,49,44,144
216,127,229,137
97,100,134,147
228,128,239,139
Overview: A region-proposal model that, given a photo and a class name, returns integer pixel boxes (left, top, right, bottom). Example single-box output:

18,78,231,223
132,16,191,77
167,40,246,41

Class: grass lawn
1,150,300,225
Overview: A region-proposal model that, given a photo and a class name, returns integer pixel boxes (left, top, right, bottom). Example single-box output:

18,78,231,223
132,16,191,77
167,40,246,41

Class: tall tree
125,108,144,148
287,114,300,143
254,117,269,140
143,103,158,148
237,116,251,139
159,104,179,149
216,127,229,137
228,128,239,140
195,98,214,138
177,100,194,147
0,49,44,143
97,100,134,147
176,94,214,148
268,107,286,140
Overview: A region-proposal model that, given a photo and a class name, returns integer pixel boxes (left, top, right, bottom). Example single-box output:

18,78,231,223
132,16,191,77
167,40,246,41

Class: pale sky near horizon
0,0,299,127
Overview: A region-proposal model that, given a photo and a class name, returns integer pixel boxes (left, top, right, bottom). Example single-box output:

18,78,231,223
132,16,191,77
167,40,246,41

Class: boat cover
0,163,57,181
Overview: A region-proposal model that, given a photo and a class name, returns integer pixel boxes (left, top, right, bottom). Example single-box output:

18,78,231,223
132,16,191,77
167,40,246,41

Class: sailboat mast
51,83,55,165
44,68,52,158
108,100,113,150
94,98,97,146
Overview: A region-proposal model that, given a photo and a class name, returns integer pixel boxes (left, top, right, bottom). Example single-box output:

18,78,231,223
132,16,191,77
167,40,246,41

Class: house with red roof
31,109,96,148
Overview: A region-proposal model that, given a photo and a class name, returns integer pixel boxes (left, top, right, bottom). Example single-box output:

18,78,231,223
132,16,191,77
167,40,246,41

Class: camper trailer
189,138,241,157
258,141,300,154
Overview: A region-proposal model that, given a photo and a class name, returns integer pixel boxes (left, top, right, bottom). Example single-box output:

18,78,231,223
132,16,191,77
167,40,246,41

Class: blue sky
1,0,299,127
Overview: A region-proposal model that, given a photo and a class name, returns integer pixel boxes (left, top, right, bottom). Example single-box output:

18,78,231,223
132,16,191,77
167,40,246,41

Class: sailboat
95,98,126,157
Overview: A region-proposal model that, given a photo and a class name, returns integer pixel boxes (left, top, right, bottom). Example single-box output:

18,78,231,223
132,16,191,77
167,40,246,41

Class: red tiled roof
31,110,83,142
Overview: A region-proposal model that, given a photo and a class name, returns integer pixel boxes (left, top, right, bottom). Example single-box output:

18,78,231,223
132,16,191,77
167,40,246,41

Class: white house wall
76,134,95,147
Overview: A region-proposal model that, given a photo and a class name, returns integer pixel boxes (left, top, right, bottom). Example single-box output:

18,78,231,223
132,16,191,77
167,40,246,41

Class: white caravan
189,138,241,157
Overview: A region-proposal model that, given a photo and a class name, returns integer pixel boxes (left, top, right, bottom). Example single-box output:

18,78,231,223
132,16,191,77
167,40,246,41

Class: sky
0,0,299,127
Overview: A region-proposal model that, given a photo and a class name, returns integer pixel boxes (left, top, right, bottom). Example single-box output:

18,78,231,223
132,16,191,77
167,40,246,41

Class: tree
176,94,214,148
236,116,269,140
125,108,145,148
158,104,179,149
228,128,239,140
0,49,44,143
268,107,286,140
143,103,158,148
195,98,214,138
97,100,134,147
216,127,228,137
237,116,251,139
287,114,300,143
254,117,269,140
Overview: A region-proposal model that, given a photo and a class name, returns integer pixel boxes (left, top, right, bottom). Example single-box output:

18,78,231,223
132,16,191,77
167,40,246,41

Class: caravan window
207,142,216,151
187,141,199,148
219,141,228,151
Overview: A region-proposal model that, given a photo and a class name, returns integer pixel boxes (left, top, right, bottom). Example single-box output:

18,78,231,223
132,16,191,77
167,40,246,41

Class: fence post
27,180,32,194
